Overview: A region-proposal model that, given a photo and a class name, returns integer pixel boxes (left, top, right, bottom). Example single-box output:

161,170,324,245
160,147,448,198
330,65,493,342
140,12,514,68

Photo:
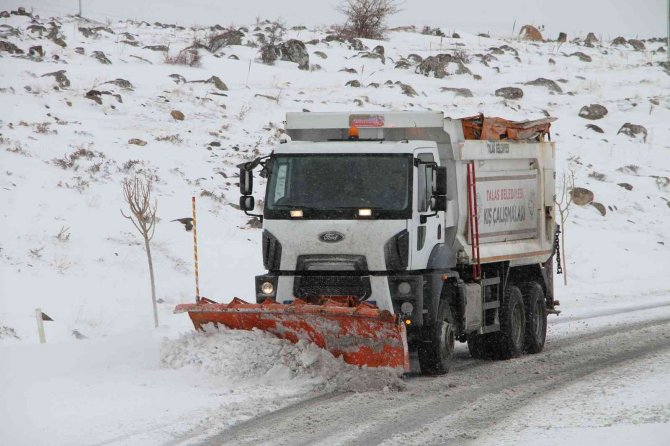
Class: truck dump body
454,137,555,267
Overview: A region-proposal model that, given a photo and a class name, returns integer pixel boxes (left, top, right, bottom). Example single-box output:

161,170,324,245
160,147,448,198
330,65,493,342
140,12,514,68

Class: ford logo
319,231,345,243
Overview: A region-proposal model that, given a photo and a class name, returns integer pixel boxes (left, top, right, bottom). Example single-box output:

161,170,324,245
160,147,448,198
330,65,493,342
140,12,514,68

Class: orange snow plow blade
175,298,410,372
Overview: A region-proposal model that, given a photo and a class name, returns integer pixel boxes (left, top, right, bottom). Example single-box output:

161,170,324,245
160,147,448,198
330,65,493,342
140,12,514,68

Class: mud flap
175,298,410,373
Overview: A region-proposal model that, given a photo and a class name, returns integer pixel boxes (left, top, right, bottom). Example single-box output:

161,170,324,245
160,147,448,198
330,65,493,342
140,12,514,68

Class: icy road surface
181,297,670,446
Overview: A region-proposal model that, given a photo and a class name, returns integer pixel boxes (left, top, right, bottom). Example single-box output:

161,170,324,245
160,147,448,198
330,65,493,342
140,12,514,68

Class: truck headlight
397,281,412,295
261,281,274,295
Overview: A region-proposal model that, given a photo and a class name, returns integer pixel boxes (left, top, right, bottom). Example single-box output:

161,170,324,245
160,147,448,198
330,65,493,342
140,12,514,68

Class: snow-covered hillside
1,5,669,445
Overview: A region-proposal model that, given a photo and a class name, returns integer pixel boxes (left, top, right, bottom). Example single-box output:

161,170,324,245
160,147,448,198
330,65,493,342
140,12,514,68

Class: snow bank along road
188,301,670,446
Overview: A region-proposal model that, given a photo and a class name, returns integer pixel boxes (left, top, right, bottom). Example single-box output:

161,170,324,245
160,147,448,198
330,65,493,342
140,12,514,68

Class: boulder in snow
440,87,473,98
128,138,147,146
0,40,22,54
103,78,134,90
495,87,524,100
91,51,112,64
519,25,543,41
570,187,594,206
579,104,608,120
585,124,604,133
611,37,627,46
144,45,169,52
416,55,450,78
29,45,44,57
617,123,648,142
584,32,599,46
208,29,244,52
279,39,309,70
41,70,70,88
569,52,592,62
399,82,418,97
590,202,607,216
524,77,562,93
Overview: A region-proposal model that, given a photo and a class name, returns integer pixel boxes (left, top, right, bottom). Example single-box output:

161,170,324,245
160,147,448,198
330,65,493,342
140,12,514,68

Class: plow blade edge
175,298,410,372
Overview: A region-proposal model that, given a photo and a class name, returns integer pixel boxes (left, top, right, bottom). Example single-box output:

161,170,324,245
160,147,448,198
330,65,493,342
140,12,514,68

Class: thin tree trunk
144,238,158,328
561,223,567,286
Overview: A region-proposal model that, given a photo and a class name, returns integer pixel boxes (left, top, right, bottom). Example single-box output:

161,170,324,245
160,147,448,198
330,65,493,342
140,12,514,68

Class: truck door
411,152,444,269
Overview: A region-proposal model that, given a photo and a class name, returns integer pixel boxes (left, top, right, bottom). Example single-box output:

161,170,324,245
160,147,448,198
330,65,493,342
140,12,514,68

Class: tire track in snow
551,300,670,324
192,317,670,446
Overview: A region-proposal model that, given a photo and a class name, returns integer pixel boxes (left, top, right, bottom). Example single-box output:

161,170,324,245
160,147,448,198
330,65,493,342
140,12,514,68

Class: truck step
481,323,500,334
483,301,500,310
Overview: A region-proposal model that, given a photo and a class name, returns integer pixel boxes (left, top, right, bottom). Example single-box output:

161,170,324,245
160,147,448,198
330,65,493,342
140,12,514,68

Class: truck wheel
488,286,526,360
418,305,455,375
522,282,547,354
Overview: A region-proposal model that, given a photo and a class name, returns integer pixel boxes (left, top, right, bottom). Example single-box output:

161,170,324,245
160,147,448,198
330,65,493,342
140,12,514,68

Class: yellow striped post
192,196,200,303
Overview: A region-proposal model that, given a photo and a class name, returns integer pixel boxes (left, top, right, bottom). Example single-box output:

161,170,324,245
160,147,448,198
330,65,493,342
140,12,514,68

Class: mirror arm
420,211,438,224
244,210,264,223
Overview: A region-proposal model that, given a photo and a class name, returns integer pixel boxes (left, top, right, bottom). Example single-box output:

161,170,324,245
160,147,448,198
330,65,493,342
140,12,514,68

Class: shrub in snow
336,0,400,40
164,48,201,67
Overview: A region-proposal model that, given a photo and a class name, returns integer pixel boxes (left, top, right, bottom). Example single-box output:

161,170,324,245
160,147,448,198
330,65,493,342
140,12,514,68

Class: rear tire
467,333,492,360
487,286,526,360
522,282,547,354
418,304,455,375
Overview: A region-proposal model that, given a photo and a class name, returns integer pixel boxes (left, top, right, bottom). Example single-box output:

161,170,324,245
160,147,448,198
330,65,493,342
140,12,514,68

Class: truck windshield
264,154,413,219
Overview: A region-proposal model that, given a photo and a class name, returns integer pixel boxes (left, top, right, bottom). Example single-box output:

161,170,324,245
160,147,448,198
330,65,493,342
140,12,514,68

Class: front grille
294,275,371,300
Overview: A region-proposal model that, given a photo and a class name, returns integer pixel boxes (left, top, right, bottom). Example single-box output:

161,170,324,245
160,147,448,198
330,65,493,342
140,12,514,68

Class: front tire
418,304,455,375
488,286,526,360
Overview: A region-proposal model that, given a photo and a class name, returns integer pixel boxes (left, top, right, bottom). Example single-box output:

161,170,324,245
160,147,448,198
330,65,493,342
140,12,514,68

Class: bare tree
336,0,400,39
555,170,574,286
121,176,159,327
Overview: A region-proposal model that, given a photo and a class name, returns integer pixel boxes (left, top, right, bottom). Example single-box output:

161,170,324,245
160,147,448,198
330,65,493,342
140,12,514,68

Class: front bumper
255,272,425,326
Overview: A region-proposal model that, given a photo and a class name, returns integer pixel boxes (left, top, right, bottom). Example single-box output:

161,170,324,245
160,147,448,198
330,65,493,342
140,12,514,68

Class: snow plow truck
175,111,559,375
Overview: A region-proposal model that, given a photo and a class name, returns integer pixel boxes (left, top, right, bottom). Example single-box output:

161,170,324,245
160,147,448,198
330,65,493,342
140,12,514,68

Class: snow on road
0,326,402,446
479,348,670,446
1,4,669,446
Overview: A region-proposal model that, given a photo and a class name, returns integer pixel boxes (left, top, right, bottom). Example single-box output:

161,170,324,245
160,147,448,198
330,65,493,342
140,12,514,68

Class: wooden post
35,308,46,343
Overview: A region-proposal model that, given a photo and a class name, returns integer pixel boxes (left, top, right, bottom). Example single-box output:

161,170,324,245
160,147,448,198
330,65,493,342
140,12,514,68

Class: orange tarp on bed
461,114,556,142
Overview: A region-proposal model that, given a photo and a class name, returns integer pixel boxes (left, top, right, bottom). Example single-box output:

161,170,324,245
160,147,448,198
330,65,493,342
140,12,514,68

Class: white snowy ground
0,5,669,446
479,349,670,446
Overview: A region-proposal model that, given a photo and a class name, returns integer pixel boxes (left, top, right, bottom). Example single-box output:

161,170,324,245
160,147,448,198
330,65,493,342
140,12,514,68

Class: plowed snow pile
161,326,405,393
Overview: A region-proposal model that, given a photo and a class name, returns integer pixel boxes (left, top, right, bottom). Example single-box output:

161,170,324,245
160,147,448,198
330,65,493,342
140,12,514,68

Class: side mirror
434,166,447,196
239,166,253,195
430,195,447,212
239,195,255,212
